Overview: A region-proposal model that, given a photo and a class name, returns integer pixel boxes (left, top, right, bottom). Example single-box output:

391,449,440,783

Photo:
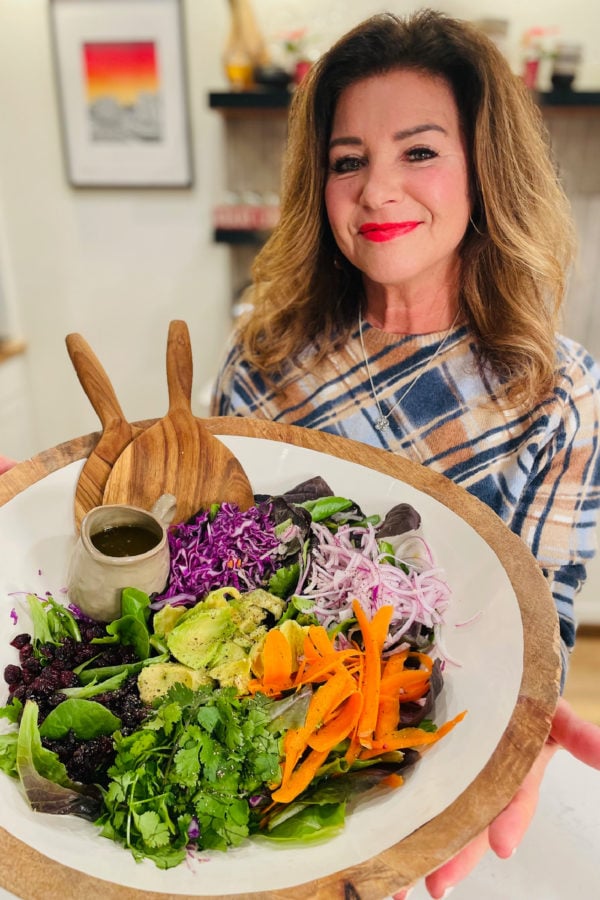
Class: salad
0,476,465,870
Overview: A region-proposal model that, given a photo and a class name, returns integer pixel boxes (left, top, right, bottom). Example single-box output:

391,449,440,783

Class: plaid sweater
211,323,600,678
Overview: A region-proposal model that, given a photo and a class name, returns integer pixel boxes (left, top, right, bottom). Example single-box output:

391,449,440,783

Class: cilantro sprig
96,684,282,868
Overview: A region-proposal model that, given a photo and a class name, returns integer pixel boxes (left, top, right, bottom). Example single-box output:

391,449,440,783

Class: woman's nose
359,162,402,209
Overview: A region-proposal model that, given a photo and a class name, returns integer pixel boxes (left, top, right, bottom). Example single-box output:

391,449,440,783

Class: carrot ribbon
251,598,467,805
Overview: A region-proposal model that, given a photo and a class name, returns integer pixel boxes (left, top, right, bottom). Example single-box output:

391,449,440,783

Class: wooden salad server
102,319,255,522
66,332,144,531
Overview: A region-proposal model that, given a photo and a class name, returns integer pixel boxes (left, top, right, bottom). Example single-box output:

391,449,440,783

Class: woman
212,10,600,898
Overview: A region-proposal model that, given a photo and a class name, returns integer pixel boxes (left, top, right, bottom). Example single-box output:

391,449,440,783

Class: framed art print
50,0,193,187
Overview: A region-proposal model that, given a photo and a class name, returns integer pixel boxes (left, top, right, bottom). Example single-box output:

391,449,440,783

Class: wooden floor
563,628,600,726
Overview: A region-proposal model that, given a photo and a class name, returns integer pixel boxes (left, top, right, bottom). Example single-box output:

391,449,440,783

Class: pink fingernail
441,888,454,899
392,889,413,900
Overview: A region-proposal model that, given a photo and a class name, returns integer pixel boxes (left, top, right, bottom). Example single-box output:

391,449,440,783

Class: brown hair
239,9,575,405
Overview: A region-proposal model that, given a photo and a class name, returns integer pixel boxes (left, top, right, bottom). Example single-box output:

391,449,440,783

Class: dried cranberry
22,657,42,676
59,670,79,688
18,644,34,663
10,633,31,650
3,664,22,685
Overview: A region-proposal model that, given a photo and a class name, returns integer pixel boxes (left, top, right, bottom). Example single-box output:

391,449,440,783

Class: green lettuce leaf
39,699,121,740
16,700,100,819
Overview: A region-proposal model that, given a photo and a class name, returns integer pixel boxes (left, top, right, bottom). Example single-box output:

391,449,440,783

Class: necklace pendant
374,415,389,432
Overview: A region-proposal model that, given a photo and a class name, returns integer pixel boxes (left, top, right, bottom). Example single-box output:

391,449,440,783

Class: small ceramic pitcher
67,494,176,622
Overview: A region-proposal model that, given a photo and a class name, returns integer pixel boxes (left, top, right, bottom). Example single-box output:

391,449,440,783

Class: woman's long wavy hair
239,9,575,405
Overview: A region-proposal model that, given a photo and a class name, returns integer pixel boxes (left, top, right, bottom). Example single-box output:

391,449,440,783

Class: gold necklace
358,307,460,432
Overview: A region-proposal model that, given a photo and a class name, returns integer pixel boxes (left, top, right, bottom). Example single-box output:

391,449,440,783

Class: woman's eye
406,146,438,162
330,155,364,174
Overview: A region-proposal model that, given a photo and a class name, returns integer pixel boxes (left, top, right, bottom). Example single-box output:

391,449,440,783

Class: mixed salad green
0,477,461,869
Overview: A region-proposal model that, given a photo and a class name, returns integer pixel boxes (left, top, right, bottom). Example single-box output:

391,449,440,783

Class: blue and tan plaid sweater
211,322,600,678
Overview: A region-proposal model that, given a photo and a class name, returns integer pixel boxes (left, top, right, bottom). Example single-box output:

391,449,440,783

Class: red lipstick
358,221,420,242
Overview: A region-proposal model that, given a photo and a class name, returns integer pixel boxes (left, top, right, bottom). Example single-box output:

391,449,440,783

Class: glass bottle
223,0,268,91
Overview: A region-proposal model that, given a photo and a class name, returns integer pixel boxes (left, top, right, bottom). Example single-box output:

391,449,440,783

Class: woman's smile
358,221,422,242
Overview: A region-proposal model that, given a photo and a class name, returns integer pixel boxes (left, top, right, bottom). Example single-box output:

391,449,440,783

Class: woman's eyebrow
329,135,362,150
329,122,447,150
394,123,447,140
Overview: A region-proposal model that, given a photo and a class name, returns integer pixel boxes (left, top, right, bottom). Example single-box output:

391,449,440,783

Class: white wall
0,0,233,451
0,0,599,455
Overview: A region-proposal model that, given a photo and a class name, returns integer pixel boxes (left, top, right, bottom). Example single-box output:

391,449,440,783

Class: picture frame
50,0,193,187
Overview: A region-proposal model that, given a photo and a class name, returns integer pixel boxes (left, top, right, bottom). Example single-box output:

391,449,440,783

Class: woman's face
325,69,471,301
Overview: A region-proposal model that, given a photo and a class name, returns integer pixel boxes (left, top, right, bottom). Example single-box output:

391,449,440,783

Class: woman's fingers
550,698,600,768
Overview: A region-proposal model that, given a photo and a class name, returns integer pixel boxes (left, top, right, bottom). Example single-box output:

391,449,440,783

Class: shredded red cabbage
152,503,280,609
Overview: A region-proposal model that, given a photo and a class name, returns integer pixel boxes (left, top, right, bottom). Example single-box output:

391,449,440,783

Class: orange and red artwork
82,41,162,142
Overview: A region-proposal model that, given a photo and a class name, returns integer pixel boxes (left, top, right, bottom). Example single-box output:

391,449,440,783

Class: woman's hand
393,698,600,899
0,455,16,474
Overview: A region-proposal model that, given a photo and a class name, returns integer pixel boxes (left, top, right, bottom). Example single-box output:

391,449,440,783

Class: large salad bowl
0,417,560,900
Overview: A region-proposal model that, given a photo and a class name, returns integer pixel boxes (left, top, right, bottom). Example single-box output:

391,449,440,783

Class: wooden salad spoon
102,319,255,522
66,333,144,531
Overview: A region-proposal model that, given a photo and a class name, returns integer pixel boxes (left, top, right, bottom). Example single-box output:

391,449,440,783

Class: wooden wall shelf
539,90,600,107
208,89,291,112
209,88,600,112
214,228,269,245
